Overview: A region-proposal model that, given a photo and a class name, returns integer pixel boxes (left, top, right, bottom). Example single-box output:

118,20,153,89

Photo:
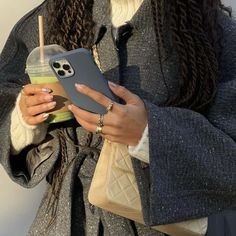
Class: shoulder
9,1,47,51
0,1,47,72
10,2,46,39
220,12,236,47
13,1,47,33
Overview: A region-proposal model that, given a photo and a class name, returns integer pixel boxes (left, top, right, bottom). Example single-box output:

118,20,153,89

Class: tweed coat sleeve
133,15,236,226
0,5,60,188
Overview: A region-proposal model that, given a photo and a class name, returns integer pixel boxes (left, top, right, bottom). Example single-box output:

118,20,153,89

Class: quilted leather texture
107,141,142,210
88,139,144,223
88,140,204,236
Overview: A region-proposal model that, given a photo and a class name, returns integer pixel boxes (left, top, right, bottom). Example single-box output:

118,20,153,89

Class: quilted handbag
88,139,205,236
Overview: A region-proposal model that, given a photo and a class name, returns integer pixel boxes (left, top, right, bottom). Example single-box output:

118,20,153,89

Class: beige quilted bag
88,139,204,236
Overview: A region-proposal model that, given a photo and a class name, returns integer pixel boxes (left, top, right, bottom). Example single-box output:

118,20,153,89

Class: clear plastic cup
26,44,73,123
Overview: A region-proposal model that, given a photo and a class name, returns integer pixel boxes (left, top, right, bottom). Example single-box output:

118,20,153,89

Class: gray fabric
0,0,236,235
206,208,236,236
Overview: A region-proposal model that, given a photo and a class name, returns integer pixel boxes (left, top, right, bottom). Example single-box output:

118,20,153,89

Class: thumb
108,81,139,104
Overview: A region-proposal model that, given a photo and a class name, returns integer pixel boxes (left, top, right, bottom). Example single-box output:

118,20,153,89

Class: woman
0,0,235,235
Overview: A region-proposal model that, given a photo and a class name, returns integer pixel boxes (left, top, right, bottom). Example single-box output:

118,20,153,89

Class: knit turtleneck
111,0,144,27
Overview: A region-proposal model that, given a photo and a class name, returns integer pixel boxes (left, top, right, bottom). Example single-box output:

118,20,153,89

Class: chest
93,0,179,106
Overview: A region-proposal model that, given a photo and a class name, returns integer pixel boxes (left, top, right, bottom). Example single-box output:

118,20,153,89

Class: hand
19,84,56,125
68,82,148,146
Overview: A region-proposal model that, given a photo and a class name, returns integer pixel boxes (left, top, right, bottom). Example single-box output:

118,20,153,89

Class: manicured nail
49,101,56,108
108,81,117,87
45,94,53,102
42,88,52,93
75,83,84,90
42,113,49,119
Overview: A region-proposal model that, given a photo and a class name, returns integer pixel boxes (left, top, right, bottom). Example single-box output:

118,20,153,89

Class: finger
74,116,97,133
68,104,118,127
26,101,57,116
23,113,49,126
68,104,99,124
108,81,140,104
101,134,120,143
25,93,54,107
75,116,118,136
23,84,52,96
75,83,117,108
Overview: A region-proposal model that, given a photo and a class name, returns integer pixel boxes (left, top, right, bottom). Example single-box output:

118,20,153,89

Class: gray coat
0,0,236,235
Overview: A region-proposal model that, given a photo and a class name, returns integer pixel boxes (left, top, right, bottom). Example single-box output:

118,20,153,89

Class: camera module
63,64,71,71
58,70,65,76
53,62,61,69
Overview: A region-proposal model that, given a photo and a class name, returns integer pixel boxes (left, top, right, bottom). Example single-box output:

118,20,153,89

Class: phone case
49,48,117,114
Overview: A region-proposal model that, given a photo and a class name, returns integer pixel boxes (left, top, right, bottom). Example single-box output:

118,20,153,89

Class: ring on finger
98,114,104,127
106,102,114,112
95,126,103,134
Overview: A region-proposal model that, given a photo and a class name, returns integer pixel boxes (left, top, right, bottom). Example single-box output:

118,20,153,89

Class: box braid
151,0,230,112
46,0,230,113
46,0,95,50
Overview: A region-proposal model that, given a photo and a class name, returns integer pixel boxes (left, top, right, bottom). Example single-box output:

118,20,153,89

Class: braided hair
151,0,231,112
46,0,229,112
46,0,95,49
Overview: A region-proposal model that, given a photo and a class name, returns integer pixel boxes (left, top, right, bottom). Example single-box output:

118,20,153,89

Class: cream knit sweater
111,0,143,27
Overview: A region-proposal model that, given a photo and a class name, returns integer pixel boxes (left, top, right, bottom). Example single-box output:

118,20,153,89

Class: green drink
26,45,73,123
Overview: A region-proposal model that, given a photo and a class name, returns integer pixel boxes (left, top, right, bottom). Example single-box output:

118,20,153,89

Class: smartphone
49,48,117,114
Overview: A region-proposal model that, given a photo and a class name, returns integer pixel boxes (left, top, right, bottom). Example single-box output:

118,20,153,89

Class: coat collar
92,0,152,45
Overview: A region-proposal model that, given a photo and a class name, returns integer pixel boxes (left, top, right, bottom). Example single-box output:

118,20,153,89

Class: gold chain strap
92,45,102,71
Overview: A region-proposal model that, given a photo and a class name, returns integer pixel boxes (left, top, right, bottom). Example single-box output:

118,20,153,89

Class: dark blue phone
49,48,117,114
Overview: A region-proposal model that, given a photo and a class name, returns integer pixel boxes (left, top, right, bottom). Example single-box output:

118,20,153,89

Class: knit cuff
128,124,149,163
10,93,48,155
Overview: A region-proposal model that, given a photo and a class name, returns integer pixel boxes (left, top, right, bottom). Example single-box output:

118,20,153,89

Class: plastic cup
25,44,73,123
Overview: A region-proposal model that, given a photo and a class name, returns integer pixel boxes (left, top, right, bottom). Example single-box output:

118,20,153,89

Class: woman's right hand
19,84,57,125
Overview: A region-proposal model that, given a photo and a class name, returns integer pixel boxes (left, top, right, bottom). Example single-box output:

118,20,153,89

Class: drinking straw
38,15,45,62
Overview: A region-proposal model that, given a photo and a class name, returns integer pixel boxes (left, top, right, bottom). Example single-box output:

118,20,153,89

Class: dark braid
46,0,95,50
189,0,219,108
151,0,229,112
46,0,229,112
150,0,171,99
45,129,76,230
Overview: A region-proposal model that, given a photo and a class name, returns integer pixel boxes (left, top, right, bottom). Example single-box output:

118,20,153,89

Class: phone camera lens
63,64,71,70
53,62,61,69
58,70,65,76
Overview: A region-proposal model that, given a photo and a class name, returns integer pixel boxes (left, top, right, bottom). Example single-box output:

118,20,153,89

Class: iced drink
26,44,73,123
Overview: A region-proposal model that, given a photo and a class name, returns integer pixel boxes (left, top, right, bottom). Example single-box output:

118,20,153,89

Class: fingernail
45,95,53,102
42,88,52,93
75,83,84,90
108,81,117,87
68,105,72,110
42,113,49,119
49,101,56,108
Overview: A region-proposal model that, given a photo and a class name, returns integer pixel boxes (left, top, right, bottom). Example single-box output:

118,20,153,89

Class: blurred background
0,0,235,236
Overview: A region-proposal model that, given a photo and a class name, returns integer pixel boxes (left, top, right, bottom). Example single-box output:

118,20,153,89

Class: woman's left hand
68,82,148,146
